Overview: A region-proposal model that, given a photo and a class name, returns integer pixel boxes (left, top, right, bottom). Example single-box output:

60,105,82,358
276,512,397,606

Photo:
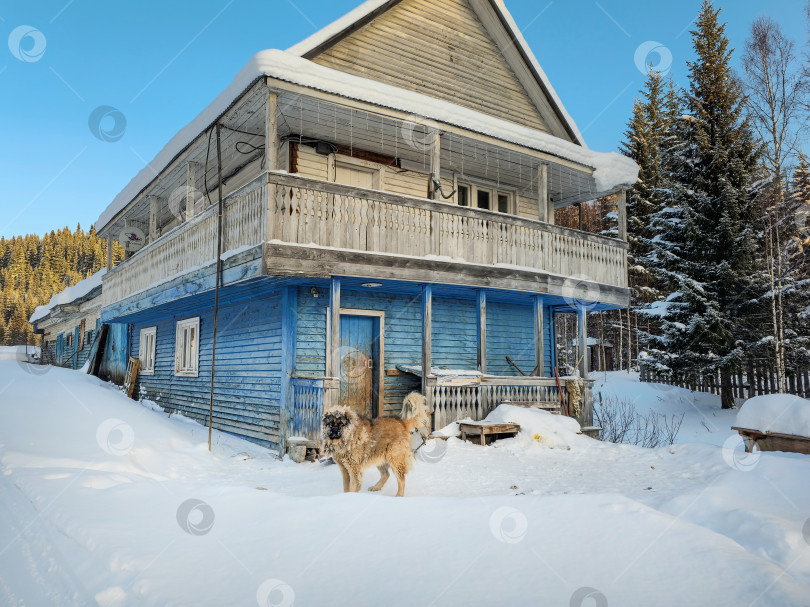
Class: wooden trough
732,426,810,455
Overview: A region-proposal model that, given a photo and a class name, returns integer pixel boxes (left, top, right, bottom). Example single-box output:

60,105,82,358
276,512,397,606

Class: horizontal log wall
130,289,284,449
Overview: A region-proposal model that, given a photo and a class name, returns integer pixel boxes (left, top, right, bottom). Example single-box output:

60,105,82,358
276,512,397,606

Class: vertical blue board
56,333,64,365
100,324,129,384
130,288,284,450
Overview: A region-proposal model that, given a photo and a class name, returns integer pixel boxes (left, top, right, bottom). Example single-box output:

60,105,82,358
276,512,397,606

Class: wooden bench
458,422,520,446
732,426,810,455
501,400,561,414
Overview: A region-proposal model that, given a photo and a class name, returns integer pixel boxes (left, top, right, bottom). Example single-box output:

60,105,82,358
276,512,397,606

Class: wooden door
56,333,64,364
338,315,376,418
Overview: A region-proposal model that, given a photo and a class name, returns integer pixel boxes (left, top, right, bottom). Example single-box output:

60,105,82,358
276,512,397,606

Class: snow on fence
640,364,810,400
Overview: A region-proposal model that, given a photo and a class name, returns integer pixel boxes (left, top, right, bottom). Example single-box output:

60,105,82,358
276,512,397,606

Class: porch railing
102,175,267,307
428,376,594,430
267,172,628,289
289,377,338,442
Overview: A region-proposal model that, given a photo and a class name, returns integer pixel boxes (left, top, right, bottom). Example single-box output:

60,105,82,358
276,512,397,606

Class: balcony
103,170,628,309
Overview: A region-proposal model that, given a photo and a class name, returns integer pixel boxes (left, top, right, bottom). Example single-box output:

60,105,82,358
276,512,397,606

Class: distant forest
0,225,124,345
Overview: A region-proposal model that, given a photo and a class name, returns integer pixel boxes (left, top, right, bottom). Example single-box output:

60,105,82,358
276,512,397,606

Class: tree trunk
721,367,735,409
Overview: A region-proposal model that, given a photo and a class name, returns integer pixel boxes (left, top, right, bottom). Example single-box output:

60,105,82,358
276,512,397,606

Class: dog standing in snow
321,392,430,497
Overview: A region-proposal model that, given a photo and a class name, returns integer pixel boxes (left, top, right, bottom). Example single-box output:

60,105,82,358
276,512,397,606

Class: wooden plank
124,357,140,399
477,289,487,375
422,284,433,395
577,303,588,380
534,295,544,376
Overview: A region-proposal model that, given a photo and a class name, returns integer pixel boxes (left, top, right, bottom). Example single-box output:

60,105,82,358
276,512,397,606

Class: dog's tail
401,392,431,439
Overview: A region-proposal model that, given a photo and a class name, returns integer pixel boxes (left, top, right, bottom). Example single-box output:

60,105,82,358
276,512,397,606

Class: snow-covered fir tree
641,0,760,408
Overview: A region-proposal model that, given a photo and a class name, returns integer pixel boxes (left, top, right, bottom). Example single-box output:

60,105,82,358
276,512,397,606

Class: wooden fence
640,363,810,399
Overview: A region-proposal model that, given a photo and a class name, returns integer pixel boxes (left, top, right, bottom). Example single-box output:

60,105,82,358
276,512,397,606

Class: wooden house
92,0,638,453
30,270,105,369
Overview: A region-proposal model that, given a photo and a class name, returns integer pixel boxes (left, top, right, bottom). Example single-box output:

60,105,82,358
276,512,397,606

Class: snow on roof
29,268,106,324
96,50,638,234
286,0,586,147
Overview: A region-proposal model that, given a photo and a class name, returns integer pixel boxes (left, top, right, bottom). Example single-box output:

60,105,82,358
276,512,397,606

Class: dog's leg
337,462,350,493
392,465,407,497
368,465,390,492
348,467,363,492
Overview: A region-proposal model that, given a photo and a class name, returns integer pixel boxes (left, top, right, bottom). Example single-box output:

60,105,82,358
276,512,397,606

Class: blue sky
1,0,807,239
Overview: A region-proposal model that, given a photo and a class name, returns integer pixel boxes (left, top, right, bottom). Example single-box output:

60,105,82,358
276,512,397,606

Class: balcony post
265,90,279,171
577,303,589,380
148,195,159,242
537,163,548,223
429,131,441,201
266,89,279,243
186,162,200,219
617,189,627,241
534,295,545,377
106,232,113,271
477,290,487,374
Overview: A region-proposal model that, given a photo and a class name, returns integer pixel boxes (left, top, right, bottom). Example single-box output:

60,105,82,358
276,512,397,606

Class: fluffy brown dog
321,392,430,497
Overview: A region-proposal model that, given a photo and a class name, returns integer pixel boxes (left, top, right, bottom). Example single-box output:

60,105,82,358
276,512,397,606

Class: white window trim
455,177,516,214
174,318,200,378
139,327,157,376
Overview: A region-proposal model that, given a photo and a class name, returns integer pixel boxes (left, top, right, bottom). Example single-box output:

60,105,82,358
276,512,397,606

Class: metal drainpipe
208,123,225,452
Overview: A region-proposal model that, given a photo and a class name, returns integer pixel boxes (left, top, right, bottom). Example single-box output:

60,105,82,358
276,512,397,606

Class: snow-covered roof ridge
286,0,586,147
29,268,106,324
96,50,637,234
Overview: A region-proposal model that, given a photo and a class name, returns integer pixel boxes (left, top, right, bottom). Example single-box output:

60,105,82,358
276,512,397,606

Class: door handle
366,359,373,369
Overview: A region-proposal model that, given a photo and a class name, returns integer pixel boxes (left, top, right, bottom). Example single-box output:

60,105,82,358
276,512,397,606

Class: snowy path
0,362,808,606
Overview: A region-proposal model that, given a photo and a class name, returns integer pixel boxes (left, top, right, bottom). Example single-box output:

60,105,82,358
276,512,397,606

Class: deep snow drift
0,362,808,606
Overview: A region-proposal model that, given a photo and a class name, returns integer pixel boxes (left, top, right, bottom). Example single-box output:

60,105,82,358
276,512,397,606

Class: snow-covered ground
0,362,808,606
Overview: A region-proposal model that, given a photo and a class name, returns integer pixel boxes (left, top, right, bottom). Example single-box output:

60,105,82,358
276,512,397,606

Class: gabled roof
287,0,586,147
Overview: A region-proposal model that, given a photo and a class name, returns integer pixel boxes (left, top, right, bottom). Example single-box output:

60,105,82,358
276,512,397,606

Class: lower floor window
174,318,200,377
139,327,157,375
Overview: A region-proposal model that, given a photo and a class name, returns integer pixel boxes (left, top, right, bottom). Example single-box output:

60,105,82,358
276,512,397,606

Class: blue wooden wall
52,325,97,370
129,289,285,450
294,286,554,415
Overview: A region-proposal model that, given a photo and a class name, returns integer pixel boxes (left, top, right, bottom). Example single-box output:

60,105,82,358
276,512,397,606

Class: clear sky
1,0,807,239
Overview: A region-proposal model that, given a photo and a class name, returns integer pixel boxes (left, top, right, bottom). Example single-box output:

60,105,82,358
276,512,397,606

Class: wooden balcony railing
267,172,628,289
102,176,267,308
103,171,627,308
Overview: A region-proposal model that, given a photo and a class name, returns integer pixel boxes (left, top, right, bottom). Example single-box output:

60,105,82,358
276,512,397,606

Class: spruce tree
645,1,760,408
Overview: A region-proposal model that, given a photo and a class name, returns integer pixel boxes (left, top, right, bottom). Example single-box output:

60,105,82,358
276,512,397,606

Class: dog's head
322,410,351,442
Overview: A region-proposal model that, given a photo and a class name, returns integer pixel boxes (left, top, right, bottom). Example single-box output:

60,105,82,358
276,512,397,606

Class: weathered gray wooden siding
130,291,284,449
310,0,551,133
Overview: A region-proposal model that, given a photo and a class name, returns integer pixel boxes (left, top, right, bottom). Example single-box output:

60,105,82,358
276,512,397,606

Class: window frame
174,318,200,378
454,178,516,214
139,327,157,376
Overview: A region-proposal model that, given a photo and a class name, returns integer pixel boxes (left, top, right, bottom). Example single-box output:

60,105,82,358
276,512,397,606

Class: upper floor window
457,182,514,214
174,318,200,377
139,327,157,376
